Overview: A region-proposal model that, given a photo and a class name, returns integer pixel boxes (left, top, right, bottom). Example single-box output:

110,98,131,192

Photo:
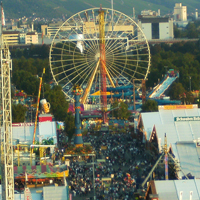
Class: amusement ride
49,7,151,122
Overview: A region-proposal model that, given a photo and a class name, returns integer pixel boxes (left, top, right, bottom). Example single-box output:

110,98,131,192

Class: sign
174,116,200,122
24,187,32,200
179,191,183,200
12,122,34,127
190,191,193,200
158,104,198,110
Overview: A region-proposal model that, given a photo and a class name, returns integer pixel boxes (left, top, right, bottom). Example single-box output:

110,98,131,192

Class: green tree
142,99,158,112
168,82,185,100
179,91,194,104
12,104,27,122
111,100,131,119
64,112,75,140
45,85,69,121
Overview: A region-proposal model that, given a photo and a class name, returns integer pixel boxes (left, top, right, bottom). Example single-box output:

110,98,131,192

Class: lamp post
92,155,96,200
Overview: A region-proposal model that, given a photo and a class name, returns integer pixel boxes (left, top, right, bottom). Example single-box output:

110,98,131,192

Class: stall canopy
13,165,69,180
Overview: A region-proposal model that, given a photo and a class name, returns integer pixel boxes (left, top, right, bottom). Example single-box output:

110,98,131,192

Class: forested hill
3,0,200,19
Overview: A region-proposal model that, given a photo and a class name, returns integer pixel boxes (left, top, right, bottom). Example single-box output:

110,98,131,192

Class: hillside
3,0,200,19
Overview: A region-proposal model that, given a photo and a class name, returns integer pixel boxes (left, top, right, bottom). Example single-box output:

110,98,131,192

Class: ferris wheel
49,7,151,103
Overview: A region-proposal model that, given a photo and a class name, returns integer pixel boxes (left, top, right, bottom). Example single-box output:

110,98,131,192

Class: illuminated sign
174,116,200,122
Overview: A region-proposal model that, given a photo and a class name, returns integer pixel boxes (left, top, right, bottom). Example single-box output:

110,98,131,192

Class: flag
1,2,5,26
42,31,44,45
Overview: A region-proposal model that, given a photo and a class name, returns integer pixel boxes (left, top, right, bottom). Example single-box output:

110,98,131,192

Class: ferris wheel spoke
92,10,98,39
85,43,99,58
106,60,132,82
51,58,89,71
105,36,128,55
61,61,96,86
106,12,122,39
52,57,86,63
114,57,147,64
76,14,99,51
104,63,118,84
64,20,97,51
109,61,135,79
64,62,96,95
53,59,91,77
114,59,148,70
57,62,91,83
113,61,146,77
52,45,83,56
63,60,97,90
79,62,98,89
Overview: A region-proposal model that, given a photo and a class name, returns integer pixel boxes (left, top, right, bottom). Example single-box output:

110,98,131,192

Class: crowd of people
67,130,160,200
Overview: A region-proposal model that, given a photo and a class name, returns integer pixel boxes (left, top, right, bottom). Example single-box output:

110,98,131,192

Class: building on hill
174,3,187,22
141,9,160,17
2,31,38,45
173,3,188,27
26,32,38,44
2,31,20,44
137,16,174,40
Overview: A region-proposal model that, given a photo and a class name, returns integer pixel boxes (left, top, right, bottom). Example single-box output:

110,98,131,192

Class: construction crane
0,31,14,199
31,68,45,165
32,68,45,145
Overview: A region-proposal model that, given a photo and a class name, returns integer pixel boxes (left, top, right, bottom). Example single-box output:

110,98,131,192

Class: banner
158,104,198,110
174,116,200,122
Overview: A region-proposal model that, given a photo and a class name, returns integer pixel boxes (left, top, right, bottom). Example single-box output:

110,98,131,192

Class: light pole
92,155,96,200
189,76,191,91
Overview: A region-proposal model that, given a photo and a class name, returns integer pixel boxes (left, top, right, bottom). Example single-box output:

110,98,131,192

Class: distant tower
31,22,34,31
195,9,198,20
72,85,83,147
174,3,187,21
133,7,135,20
158,9,160,16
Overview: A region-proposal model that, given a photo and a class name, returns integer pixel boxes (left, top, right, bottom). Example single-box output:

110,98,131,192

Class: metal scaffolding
0,40,14,199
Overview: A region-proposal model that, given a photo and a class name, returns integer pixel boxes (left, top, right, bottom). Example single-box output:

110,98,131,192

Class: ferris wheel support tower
0,40,14,199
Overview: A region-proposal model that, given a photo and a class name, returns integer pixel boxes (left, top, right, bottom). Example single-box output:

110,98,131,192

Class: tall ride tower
0,41,14,199
99,6,107,123
72,85,83,147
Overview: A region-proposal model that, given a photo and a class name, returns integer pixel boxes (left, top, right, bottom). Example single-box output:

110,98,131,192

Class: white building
141,9,160,17
138,17,174,40
174,3,187,21
25,32,38,44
